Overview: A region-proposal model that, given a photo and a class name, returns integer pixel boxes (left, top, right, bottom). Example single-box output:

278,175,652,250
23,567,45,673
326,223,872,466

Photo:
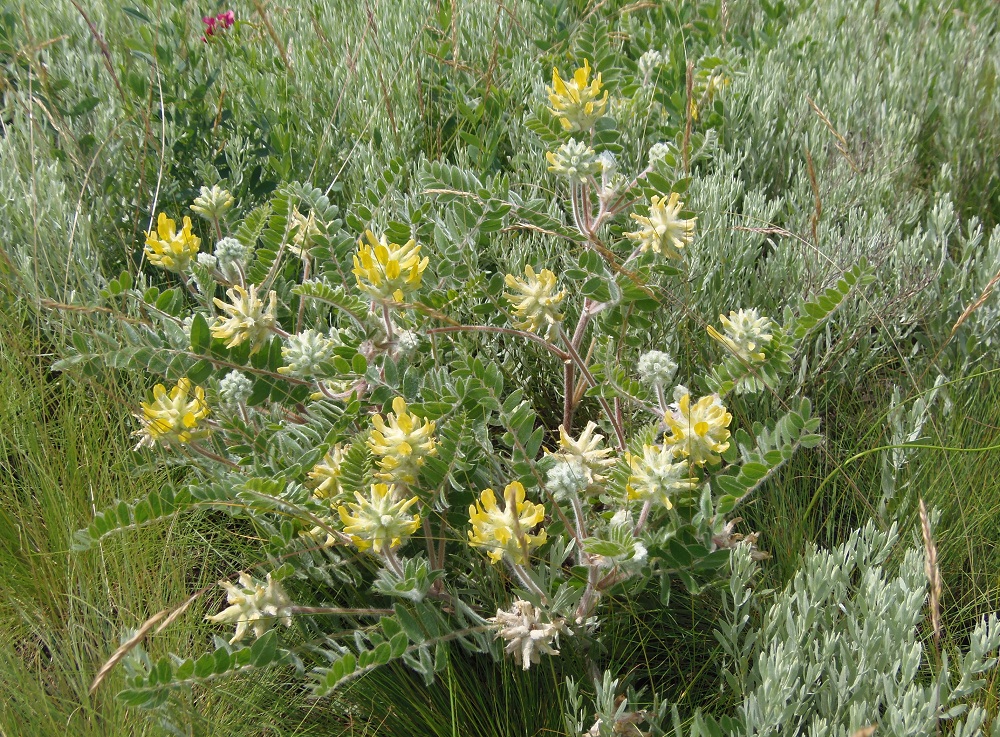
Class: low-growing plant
57,52,871,727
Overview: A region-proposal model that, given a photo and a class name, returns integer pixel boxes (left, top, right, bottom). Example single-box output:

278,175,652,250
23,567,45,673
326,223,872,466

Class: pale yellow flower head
707,308,773,364
504,265,565,340
545,138,600,183
352,230,429,302
190,185,234,221
289,206,322,257
549,421,616,494
338,483,420,553
627,444,699,509
308,444,346,500
144,213,201,272
626,193,696,259
205,572,292,644
547,59,609,132
662,391,732,466
211,283,278,354
369,397,437,486
133,377,210,449
468,481,547,565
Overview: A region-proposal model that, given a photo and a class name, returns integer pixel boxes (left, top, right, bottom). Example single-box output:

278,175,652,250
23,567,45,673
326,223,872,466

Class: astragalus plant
61,50,866,720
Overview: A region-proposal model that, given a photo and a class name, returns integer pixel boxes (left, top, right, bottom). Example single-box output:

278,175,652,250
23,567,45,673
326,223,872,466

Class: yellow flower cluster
133,377,210,449
662,391,732,466
707,308,774,364
547,59,609,132
338,483,421,553
144,213,201,273
468,481,547,565
550,421,616,494
352,230,429,302
308,445,346,500
368,397,437,486
627,444,699,509
211,283,278,354
504,265,565,340
204,572,292,645
626,193,696,259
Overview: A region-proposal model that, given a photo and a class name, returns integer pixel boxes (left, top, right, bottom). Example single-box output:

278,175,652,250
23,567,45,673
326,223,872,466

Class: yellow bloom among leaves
133,377,210,449
368,397,437,486
338,483,421,554
468,481,547,565
662,391,732,466
504,265,565,340
308,444,346,500
547,59,609,132
626,444,699,510
707,308,774,364
211,283,278,354
352,230,429,302
145,213,201,272
626,193,696,259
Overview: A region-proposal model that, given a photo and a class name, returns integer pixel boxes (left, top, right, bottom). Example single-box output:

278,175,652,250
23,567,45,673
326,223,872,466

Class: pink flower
201,10,234,42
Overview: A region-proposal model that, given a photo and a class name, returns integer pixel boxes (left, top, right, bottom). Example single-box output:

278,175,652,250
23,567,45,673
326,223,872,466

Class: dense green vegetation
2,0,1000,734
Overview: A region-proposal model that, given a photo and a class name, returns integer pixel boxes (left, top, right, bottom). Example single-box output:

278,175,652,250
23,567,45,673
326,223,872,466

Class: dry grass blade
90,610,167,694
919,498,942,644
806,95,860,173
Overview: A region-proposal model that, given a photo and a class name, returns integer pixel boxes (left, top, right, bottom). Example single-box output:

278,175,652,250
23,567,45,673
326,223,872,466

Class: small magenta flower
202,10,235,41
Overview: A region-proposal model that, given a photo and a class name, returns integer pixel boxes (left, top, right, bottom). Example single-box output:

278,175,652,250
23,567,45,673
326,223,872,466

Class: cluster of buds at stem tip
277,329,338,377
546,139,601,184
190,185,234,221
